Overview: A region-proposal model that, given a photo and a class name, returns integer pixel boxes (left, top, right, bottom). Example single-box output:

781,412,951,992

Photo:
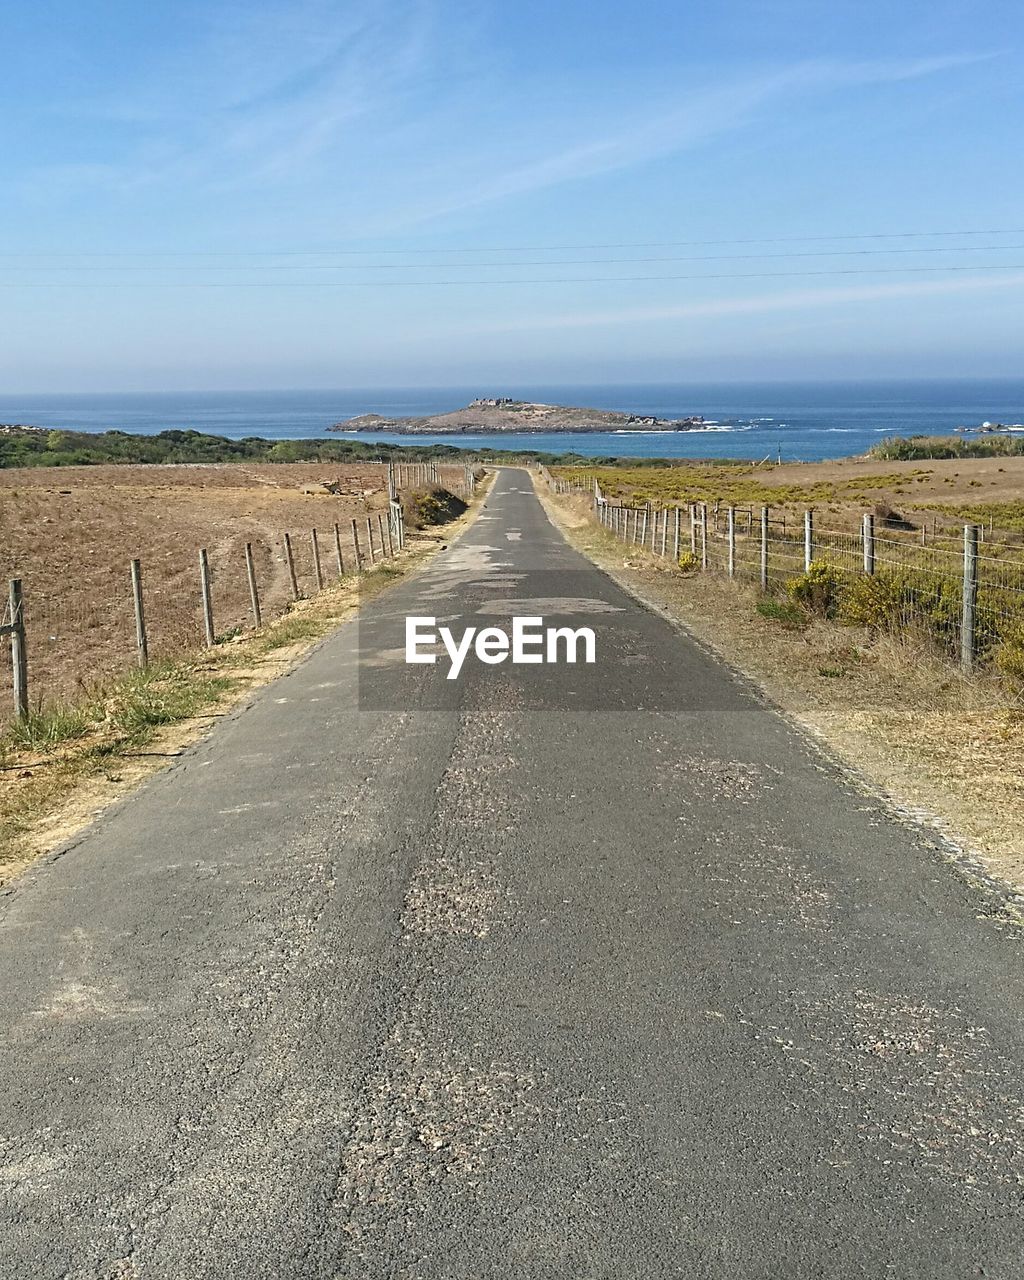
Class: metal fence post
199,548,215,646
283,533,300,600
8,578,28,720
245,542,262,628
760,507,769,590
804,510,814,572
727,507,736,578
862,513,875,576
130,559,148,668
961,523,979,672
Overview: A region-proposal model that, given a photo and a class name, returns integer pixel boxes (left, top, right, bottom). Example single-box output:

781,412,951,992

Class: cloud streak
480,270,1024,332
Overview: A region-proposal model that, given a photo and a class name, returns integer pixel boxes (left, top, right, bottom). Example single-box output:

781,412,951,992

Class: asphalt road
2,468,1023,1278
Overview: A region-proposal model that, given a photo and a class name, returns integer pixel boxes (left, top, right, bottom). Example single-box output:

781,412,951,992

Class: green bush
840,572,909,632
787,560,847,618
676,551,700,574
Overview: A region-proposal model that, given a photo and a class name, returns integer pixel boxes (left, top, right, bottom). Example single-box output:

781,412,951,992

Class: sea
2,380,1023,463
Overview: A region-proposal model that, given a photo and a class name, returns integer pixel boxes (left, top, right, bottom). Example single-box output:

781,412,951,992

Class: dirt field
0,461,462,710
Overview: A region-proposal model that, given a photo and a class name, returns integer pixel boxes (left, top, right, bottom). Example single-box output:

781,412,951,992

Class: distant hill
329,398,705,434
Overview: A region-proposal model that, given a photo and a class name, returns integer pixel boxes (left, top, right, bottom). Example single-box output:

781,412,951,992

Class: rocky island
328,398,705,435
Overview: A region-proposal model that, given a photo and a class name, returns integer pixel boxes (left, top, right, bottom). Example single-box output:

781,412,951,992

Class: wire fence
554,474,1024,676
0,461,477,724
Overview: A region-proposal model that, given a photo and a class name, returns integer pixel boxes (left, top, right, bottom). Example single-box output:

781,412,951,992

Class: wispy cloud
393,51,996,228
481,270,1024,332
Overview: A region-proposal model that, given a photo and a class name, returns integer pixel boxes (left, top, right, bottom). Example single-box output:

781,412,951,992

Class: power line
2,227,1024,258
3,244,1024,272
2,263,1024,287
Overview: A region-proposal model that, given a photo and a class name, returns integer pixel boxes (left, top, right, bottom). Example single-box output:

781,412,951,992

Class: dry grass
537,477,1024,891
553,455,1024,542
0,460,470,708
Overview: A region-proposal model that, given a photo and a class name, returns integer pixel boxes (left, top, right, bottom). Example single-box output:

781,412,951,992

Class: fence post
8,578,28,720
130,559,148,668
961,524,979,672
379,511,391,557
311,529,324,591
660,508,668,556
760,507,769,590
283,533,300,600
727,507,736,578
700,503,708,571
199,548,215,646
333,523,345,577
366,516,376,564
690,505,697,556
640,508,648,547
351,518,363,572
804,510,814,572
673,506,681,561
862,513,875,576
245,542,262,628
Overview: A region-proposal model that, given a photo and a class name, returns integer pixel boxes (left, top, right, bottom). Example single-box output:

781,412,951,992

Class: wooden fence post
8,578,28,720
660,509,668,556
199,548,215,646
862,513,875,576
804,510,814,572
351,519,363,571
130,559,148,668
333,523,345,577
379,511,391,557
961,524,979,672
245,542,262,628
311,529,324,591
727,507,736,578
366,516,376,564
760,507,769,590
283,533,300,600
700,503,708,571
673,507,681,560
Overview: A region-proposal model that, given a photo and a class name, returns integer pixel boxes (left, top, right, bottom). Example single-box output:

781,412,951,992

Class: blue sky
2,0,1023,390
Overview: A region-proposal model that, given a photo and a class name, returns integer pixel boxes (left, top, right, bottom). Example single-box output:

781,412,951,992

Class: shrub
676,551,700,574
403,487,468,529
840,572,908,632
787,560,847,618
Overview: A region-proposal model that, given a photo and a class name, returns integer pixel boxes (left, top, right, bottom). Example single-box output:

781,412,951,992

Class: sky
1,0,1023,391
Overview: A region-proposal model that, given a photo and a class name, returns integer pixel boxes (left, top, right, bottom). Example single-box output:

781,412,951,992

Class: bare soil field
0,461,446,710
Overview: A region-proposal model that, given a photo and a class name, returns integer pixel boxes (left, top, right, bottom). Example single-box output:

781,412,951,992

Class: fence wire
1,459,477,723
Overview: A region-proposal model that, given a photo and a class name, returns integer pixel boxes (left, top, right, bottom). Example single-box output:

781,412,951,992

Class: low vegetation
869,434,1024,461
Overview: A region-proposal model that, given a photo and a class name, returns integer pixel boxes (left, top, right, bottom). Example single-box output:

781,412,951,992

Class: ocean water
2,380,1023,463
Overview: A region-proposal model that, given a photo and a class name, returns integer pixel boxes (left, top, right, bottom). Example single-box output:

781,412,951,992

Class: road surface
1,468,1023,1278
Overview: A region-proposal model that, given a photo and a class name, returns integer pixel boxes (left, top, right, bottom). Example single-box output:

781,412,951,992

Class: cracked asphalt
1,467,1023,1278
